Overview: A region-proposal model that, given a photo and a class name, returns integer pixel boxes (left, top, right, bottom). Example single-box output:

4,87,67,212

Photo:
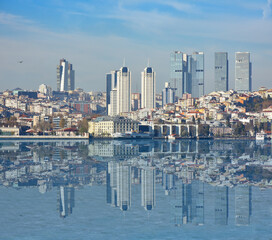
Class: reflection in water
0,139,269,225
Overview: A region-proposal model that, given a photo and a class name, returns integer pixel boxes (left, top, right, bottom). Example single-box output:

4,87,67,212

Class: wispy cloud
263,0,271,19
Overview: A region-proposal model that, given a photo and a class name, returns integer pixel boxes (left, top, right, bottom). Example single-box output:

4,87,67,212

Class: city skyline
0,1,271,93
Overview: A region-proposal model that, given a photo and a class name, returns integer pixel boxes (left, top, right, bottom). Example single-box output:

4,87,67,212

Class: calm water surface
0,139,272,240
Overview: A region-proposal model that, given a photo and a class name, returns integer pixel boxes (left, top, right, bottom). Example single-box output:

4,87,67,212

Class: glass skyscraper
235,52,252,92
191,52,204,98
170,51,188,97
214,52,228,92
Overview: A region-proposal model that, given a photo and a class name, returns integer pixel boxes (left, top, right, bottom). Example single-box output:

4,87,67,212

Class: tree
197,118,201,125
233,122,246,136
192,116,196,124
59,118,66,128
78,118,89,134
198,124,210,136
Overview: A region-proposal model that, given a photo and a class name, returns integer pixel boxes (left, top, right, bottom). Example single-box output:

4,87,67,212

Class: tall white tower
57,59,75,91
117,67,131,114
141,67,156,109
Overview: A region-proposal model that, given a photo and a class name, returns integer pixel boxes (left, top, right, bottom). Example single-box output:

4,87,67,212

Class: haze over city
0,0,272,93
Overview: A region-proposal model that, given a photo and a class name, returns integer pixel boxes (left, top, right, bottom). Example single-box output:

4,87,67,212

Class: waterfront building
191,52,204,98
88,116,139,137
170,51,189,97
162,82,176,106
235,52,252,92
141,67,156,109
141,167,156,211
214,52,228,92
57,59,75,92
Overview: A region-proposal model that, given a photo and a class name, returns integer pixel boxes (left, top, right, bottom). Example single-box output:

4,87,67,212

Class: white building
141,67,156,109
117,67,131,114
39,84,52,96
57,59,75,92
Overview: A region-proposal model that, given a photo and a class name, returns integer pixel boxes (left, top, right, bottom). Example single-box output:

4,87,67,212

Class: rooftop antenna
123,57,126,67
147,58,150,67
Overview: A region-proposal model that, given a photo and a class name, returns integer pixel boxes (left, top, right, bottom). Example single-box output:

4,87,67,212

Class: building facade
214,52,228,92
162,82,176,106
141,67,156,109
191,52,204,98
57,59,75,92
106,70,118,115
117,67,131,114
235,52,252,92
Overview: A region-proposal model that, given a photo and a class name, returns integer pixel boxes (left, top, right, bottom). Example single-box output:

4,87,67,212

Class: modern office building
141,167,156,211
106,70,118,115
162,82,176,106
117,66,131,114
235,52,252,92
141,67,156,109
57,59,75,92
191,52,204,98
214,52,229,92
170,51,189,97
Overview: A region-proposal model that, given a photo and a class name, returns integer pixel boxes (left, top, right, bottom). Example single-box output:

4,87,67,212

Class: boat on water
168,134,176,140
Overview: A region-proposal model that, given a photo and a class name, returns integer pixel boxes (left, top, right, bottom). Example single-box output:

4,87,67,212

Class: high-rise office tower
117,66,131,114
141,167,156,211
235,52,252,92
117,164,131,211
106,70,118,115
214,52,229,92
191,52,204,98
162,82,176,106
141,67,156,109
170,51,189,97
57,59,75,91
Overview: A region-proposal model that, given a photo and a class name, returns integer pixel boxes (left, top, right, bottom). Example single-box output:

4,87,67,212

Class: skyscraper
57,59,75,91
214,52,229,92
170,51,188,97
191,52,204,98
116,66,131,114
141,67,156,109
162,82,176,106
235,52,252,92
106,70,118,115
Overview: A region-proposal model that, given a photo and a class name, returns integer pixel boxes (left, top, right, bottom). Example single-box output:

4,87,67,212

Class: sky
0,0,272,94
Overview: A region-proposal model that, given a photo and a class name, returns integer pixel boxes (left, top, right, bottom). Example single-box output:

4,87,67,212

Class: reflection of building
141,168,155,211
117,164,131,211
58,186,75,218
191,181,204,225
214,186,228,225
162,172,176,195
235,185,252,226
107,162,118,206
172,180,192,226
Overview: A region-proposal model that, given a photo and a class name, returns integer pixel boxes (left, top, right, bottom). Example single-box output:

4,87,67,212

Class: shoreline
0,135,89,140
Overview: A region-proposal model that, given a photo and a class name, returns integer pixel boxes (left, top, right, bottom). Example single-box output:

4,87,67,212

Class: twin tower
106,66,155,116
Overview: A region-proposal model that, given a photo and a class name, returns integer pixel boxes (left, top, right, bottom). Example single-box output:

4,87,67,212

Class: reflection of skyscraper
191,181,204,225
162,172,176,195
235,185,252,226
58,186,75,218
141,168,155,211
107,162,118,206
214,186,228,225
117,164,131,211
171,180,192,226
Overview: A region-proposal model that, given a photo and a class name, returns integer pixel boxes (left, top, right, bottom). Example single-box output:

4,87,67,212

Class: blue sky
0,0,272,93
